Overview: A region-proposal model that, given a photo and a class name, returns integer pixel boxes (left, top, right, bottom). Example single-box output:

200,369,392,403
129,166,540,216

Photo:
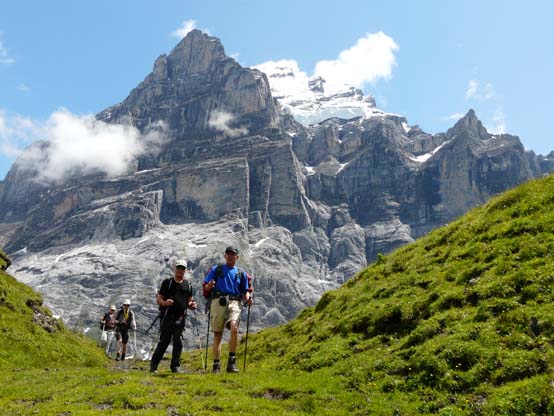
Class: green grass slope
247,175,554,414
3,175,554,415
0,249,106,368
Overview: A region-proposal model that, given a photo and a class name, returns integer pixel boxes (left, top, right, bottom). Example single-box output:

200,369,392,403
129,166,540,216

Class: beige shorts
210,299,241,332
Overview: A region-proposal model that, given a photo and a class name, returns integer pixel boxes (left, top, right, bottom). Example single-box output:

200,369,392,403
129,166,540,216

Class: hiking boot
226,356,239,373
115,353,121,361
149,362,158,373
212,361,221,374
170,367,183,373
121,353,126,361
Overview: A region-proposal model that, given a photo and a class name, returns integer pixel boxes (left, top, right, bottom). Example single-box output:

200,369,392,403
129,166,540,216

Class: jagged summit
154,29,228,79
447,108,489,140
98,29,280,141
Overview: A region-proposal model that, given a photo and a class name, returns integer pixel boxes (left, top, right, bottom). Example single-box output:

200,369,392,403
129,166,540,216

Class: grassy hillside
0,249,106,368
247,174,554,414
3,175,554,414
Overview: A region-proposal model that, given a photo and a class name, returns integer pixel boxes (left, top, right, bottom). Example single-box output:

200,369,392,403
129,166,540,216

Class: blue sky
1,0,553,180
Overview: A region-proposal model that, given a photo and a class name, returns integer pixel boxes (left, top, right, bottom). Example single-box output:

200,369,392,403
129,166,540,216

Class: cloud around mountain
2,109,168,183
256,31,398,94
314,31,398,89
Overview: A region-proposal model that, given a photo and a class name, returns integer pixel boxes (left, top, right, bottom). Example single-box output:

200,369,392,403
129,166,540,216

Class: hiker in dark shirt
150,259,197,373
115,299,136,361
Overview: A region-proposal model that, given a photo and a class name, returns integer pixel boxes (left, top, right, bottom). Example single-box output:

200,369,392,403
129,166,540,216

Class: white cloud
465,80,479,99
1,109,168,183
462,80,506,134
208,110,248,138
0,111,39,157
441,113,466,121
0,37,15,65
313,31,398,90
254,32,398,100
465,80,497,101
171,19,199,38
254,59,311,97
489,108,507,134
483,83,495,100
17,83,29,92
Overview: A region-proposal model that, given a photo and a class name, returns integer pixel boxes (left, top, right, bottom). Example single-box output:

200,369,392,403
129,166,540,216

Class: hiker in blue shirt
203,246,253,373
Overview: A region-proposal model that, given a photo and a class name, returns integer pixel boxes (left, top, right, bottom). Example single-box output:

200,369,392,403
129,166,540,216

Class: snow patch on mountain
254,60,385,126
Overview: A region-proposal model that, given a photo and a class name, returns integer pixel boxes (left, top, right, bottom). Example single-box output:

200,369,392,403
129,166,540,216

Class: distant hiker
150,259,198,373
203,246,253,373
115,299,136,361
100,304,117,332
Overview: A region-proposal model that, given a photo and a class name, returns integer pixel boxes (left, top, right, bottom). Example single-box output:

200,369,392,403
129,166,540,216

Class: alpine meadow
2,174,554,415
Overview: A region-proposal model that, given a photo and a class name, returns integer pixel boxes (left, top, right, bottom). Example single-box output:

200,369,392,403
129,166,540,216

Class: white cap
175,259,187,268
123,299,131,306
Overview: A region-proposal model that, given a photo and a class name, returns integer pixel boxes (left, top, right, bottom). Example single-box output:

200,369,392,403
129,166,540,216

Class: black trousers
150,315,185,370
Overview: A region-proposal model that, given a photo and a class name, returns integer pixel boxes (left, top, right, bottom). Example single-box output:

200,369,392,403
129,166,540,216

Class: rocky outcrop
98,30,280,149
1,30,552,347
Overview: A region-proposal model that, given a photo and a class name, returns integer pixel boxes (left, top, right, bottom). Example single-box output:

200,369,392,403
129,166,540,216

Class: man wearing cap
150,259,198,373
203,246,253,373
115,299,136,361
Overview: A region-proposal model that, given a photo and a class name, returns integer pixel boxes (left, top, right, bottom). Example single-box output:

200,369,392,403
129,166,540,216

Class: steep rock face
1,31,552,345
99,30,280,145
411,112,535,235
0,142,51,224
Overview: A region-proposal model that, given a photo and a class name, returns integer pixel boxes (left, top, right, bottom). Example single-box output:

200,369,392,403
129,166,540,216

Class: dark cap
225,246,239,255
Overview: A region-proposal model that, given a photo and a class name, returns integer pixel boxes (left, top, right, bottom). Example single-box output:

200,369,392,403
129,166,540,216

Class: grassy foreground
0,363,359,415
3,175,554,414
247,174,554,414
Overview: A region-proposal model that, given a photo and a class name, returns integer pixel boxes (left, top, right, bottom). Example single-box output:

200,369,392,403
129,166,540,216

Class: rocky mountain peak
163,29,227,77
98,30,279,139
447,109,489,140
309,76,325,93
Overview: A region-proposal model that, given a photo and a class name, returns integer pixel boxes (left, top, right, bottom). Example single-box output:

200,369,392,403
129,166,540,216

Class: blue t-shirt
203,264,249,296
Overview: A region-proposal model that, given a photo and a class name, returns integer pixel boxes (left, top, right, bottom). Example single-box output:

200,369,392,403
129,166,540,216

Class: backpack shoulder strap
214,264,224,283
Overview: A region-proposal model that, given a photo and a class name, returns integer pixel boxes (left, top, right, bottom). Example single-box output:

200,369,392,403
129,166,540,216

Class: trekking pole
144,314,160,335
179,307,189,356
204,302,211,372
243,302,251,372
192,311,205,371
133,330,137,360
